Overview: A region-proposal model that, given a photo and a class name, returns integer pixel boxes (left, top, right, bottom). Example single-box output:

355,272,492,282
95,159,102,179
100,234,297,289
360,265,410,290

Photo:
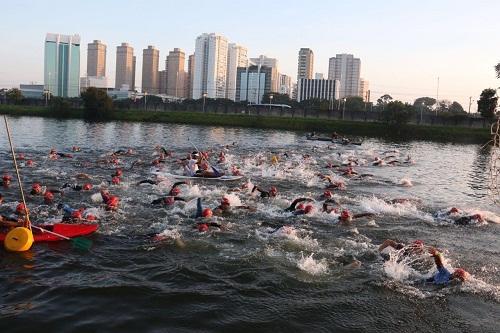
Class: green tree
495,63,500,79
382,100,414,128
414,97,436,107
49,97,71,117
477,88,498,119
345,96,365,112
81,87,113,119
449,101,465,114
6,88,24,105
377,94,393,105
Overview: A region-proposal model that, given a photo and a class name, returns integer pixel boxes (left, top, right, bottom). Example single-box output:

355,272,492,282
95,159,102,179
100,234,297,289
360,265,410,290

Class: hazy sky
1,0,499,110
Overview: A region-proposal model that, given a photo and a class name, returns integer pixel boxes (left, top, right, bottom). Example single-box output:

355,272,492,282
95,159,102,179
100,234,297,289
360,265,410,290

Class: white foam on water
90,192,103,203
359,196,433,221
399,178,413,187
297,252,329,276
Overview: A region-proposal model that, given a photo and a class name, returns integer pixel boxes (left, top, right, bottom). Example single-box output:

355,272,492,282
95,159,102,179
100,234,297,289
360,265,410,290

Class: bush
81,87,113,120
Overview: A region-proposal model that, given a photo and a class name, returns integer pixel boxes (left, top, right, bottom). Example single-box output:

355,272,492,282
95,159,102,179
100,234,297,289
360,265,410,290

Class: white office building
297,79,339,102
226,43,248,100
80,76,108,92
360,78,370,102
328,54,361,98
192,33,229,99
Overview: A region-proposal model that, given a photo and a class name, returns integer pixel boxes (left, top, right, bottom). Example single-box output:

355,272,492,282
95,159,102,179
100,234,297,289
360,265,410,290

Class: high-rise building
44,33,81,98
359,78,370,102
159,70,168,94
87,40,106,77
236,65,272,104
115,43,135,90
249,55,279,92
278,74,293,97
328,54,361,98
226,43,248,100
187,54,195,99
142,45,160,94
166,48,186,97
297,48,314,81
193,33,229,99
315,73,324,80
297,79,339,103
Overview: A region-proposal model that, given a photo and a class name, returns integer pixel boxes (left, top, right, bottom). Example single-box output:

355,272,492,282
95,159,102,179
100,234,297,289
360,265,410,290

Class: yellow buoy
4,227,34,252
271,155,279,165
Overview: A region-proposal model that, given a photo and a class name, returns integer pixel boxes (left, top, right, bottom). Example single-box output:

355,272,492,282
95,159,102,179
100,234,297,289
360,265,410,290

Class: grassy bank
0,105,491,144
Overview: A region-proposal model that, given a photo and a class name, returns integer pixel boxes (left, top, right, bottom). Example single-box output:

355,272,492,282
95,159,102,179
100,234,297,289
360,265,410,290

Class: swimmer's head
471,214,483,222
44,191,54,203
296,203,305,211
3,175,12,184
221,197,231,208
16,203,28,215
111,176,120,185
32,183,42,194
170,187,181,196
202,208,213,218
269,186,278,197
198,223,209,232
340,210,352,222
304,205,314,214
83,183,92,191
452,268,469,282
114,168,123,177
323,190,332,198
449,207,460,214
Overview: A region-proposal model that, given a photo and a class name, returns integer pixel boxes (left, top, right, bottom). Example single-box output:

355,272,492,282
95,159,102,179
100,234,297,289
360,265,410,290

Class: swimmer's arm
173,197,187,202
428,247,444,269
353,213,375,219
378,239,401,252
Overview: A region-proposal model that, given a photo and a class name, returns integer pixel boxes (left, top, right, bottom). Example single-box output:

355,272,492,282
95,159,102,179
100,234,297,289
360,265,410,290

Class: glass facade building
44,33,81,98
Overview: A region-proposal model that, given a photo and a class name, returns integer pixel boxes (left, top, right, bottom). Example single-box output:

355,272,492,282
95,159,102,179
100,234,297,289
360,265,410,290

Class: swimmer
31,182,63,196
426,247,469,285
100,189,119,210
1,175,12,187
213,196,254,216
284,198,315,214
151,196,187,205
61,183,93,191
338,209,375,224
192,198,223,232
378,239,425,255
251,185,278,198
58,203,85,221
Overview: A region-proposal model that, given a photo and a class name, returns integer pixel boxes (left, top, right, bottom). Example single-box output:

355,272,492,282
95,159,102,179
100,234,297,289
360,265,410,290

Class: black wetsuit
252,186,272,198
61,183,83,191
151,197,186,205
284,198,312,212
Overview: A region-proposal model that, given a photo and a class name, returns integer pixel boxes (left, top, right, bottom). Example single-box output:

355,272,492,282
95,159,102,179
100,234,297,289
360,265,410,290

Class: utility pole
468,96,472,114
435,77,440,116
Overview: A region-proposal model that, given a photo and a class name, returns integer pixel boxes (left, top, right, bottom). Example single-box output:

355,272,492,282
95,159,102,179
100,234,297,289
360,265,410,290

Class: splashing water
297,253,329,276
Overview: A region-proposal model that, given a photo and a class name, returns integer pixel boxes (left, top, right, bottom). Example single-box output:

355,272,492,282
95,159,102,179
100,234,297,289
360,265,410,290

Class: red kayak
0,223,98,242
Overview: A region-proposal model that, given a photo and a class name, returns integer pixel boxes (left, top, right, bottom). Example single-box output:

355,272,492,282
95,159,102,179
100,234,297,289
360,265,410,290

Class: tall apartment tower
328,54,361,98
187,54,195,99
115,43,135,90
87,40,106,77
192,33,229,99
44,33,81,98
297,48,314,81
226,43,248,100
142,45,160,94
166,48,186,97
249,55,279,93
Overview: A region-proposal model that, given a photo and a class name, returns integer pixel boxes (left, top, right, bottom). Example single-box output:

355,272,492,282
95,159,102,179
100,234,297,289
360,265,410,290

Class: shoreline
0,105,492,144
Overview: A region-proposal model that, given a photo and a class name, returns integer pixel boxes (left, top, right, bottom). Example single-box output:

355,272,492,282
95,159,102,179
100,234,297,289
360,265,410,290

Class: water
0,117,498,332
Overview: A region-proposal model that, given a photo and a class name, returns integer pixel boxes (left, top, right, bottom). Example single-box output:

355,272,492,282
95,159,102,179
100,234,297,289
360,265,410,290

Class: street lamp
202,92,207,112
269,94,274,112
342,98,346,120
144,92,148,110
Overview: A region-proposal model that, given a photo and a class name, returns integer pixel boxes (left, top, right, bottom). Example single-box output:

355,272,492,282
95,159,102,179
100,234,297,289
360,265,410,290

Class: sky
0,0,499,111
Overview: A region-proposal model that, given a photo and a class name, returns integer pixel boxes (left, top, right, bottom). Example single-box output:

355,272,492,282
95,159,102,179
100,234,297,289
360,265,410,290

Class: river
0,117,498,332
